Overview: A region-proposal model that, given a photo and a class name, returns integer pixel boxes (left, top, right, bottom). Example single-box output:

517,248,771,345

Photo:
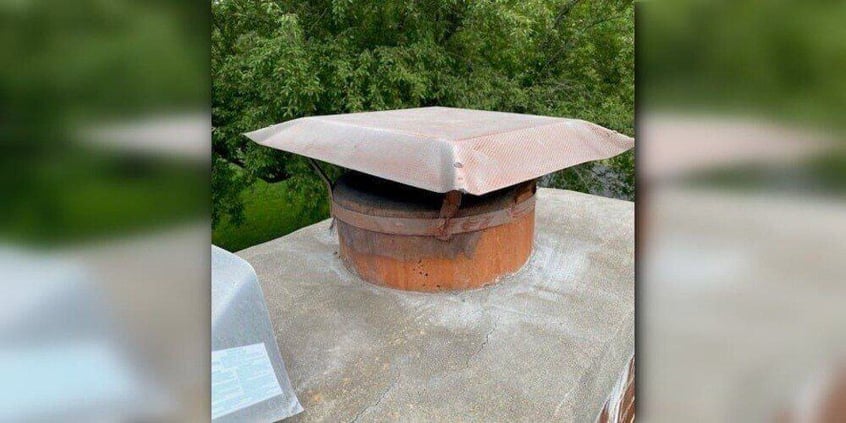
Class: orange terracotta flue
331,173,536,292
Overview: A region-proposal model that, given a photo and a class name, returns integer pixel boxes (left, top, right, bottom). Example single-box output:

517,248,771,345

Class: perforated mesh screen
245,107,634,195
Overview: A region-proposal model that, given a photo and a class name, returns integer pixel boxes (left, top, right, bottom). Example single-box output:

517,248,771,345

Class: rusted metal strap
331,195,536,237
436,191,463,240
308,159,337,232
308,158,334,197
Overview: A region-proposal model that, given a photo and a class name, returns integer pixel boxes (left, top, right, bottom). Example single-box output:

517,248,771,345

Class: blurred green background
0,0,209,246
640,0,846,191
641,1,846,128
212,0,635,251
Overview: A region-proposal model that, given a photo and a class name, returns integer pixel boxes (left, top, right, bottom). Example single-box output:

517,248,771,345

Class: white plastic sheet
211,246,302,422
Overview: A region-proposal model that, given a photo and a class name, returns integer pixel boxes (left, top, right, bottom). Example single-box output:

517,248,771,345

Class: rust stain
337,221,485,261
338,212,534,292
598,357,635,423
436,190,463,240
331,173,537,292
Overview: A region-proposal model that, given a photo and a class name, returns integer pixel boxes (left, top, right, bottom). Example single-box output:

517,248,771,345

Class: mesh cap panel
245,107,633,195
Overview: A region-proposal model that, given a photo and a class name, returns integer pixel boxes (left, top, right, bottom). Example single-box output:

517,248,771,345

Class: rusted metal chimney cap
332,172,533,219
245,107,633,195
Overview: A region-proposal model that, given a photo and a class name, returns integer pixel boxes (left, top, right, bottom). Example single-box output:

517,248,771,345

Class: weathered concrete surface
238,188,634,422
640,188,846,421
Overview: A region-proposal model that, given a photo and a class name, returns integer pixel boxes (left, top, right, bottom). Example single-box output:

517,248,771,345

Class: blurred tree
640,1,846,128
0,0,208,244
212,0,634,228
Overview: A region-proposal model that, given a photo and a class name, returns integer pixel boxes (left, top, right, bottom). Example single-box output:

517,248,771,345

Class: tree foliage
212,0,634,228
1,0,208,244
640,1,846,128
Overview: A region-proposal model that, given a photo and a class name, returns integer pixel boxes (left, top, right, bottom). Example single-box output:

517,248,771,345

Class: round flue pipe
331,173,536,292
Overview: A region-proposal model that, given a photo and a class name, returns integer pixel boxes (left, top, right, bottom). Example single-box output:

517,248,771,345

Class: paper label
212,343,282,420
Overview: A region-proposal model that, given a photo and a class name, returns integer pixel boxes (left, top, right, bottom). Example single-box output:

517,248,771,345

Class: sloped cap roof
244,107,634,195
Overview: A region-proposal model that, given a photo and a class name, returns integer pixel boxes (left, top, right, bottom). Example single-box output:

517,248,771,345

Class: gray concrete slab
641,188,846,421
238,188,634,422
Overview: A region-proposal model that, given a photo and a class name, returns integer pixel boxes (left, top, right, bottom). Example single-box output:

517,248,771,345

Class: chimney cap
245,107,633,195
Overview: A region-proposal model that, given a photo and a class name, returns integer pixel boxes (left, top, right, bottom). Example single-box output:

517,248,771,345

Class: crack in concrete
465,314,499,367
350,377,398,423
